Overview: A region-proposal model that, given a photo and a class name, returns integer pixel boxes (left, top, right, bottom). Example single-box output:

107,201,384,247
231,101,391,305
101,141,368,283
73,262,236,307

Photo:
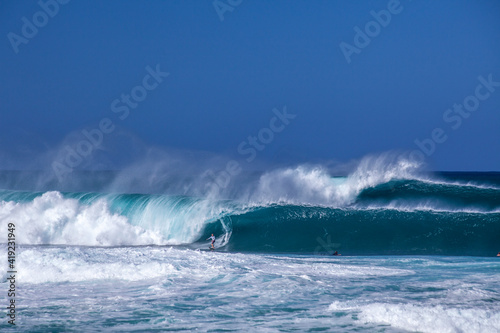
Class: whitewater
1,156,499,331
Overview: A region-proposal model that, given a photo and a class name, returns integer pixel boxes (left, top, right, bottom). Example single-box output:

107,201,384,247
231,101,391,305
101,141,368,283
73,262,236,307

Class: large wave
1,155,499,255
0,190,236,246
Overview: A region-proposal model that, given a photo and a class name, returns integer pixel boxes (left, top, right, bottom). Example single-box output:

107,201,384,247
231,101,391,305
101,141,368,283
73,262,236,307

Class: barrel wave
1,165,499,256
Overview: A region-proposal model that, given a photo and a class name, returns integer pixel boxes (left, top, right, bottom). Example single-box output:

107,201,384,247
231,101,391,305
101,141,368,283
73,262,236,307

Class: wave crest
248,154,421,206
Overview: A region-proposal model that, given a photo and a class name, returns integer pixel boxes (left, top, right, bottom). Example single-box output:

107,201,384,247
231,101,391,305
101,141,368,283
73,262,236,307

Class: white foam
247,153,420,207
359,303,500,333
10,247,175,283
0,191,165,246
0,190,237,246
328,300,359,311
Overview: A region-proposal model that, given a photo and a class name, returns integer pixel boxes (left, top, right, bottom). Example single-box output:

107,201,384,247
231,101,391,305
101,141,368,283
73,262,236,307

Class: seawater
1,158,499,331
1,246,499,332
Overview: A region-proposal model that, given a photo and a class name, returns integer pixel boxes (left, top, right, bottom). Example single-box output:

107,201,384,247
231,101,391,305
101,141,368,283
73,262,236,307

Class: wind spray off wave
248,155,420,206
1,155,499,255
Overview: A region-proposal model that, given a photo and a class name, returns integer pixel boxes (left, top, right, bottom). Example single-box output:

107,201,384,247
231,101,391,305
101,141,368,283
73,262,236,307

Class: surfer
332,251,341,256
497,252,500,257
207,234,215,249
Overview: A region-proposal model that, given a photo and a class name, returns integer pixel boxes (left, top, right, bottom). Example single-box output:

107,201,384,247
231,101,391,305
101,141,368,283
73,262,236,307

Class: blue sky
1,0,499,172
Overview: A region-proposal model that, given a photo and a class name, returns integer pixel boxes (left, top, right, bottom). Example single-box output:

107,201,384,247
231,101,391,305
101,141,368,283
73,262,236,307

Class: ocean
1,160,500,332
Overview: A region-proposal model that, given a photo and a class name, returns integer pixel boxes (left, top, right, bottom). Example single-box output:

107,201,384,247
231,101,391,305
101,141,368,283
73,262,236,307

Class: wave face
216,204,499,255
1,159,499,255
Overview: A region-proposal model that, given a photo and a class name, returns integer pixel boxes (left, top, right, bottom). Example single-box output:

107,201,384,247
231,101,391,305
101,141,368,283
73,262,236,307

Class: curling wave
1,158,499,255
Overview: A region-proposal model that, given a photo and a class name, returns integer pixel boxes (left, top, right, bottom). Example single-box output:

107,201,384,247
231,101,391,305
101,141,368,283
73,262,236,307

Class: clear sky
1,0,499,172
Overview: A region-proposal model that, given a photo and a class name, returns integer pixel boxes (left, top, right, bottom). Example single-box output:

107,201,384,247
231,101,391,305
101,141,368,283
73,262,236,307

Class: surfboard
199,248,215,252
